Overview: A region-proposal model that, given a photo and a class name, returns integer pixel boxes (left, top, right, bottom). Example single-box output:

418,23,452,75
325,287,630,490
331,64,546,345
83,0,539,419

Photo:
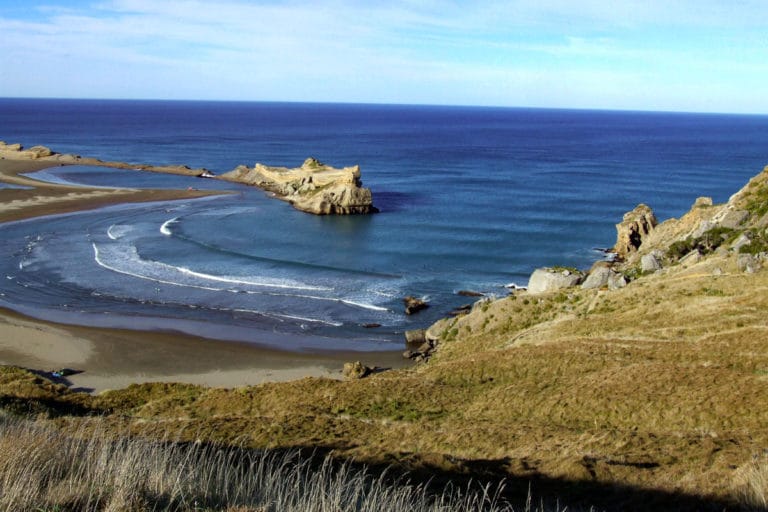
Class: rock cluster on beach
220,158,377,215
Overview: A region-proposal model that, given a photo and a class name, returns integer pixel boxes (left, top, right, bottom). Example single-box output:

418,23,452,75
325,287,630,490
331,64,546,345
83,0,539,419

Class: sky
0,1,766,113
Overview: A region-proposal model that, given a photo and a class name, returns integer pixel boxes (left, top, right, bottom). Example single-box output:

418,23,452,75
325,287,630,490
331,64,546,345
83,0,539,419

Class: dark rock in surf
404,296,429,315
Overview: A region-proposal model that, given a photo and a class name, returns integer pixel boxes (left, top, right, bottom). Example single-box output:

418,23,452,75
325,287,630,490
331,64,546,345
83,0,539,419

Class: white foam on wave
107,224,132,240
160,217,178,236
177,267,332,292
340,298,389,312
93,242,345,298
232,308,343,327
93,243,222,292
260,290,390,312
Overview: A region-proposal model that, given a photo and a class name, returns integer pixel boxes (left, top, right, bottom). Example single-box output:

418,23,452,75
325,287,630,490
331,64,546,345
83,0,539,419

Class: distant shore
0,154,406,393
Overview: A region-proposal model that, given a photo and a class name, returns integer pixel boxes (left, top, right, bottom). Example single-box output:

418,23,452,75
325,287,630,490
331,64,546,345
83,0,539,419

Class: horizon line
1,95,767,118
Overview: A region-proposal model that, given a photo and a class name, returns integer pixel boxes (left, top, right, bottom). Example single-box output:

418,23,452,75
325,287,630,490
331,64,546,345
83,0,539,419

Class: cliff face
219,158,377,215
613,165,768,269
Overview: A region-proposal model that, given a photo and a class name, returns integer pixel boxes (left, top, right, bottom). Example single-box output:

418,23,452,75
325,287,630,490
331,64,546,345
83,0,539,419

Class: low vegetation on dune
3,166,768,511
0,412,561,512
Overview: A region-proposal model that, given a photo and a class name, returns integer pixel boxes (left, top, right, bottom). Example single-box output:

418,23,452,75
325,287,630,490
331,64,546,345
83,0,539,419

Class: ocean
1,99,767,352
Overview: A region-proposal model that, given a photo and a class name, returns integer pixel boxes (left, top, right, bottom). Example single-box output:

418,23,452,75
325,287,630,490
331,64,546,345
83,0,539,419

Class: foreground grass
3,247,768,509
0,413,568,512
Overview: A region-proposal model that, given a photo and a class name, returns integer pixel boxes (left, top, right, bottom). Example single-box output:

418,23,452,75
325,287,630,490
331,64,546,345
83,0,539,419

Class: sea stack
220,157,378,215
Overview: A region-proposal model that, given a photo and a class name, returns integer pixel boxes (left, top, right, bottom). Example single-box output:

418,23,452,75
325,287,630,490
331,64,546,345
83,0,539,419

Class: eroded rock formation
613,203,658,260
220,158,377,215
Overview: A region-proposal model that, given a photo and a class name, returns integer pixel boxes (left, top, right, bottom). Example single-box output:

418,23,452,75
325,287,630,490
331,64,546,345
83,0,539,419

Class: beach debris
342,361,372,379
50,368,79,379
403,295,429,315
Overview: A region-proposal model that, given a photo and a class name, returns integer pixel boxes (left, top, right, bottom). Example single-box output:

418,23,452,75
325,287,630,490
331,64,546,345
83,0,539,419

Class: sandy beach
0,151,406,392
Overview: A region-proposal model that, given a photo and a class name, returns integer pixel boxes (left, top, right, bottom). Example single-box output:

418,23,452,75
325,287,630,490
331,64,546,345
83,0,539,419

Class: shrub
666,227,736,261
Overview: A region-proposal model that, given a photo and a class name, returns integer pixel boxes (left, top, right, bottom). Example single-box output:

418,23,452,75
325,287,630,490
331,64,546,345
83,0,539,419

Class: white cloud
0,0,766,112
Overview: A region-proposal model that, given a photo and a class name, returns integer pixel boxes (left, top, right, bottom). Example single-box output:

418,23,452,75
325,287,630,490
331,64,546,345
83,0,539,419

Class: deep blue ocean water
1,99,767,351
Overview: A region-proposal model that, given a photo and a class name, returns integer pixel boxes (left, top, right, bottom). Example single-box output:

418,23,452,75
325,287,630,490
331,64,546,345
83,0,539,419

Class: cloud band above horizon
0,0,766,114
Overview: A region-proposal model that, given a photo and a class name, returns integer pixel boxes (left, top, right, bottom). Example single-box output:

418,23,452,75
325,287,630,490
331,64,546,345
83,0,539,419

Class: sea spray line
92,243,384,315
92,243,222,293
92,244,339,325
160,217,178,236
96,241,332,293
259,290,391,312
232,308,343,327
107,224,132,240
169,227,402,279
177,266,332,292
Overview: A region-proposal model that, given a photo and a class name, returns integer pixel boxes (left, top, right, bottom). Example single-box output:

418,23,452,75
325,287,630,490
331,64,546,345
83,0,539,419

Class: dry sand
0,153,406,393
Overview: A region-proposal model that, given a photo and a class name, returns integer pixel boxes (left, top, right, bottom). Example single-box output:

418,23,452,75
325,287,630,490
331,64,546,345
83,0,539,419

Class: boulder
718,209,749,229
457,290,484,297
693,196,713,208
403,296,429,315
680,249,702,266
738,254,761,274
640,253,662,273
403,338,438,361
613,204,657,259
691,220,715,239
607,272,627,290
404,329,427,346
27,145,53,158
581,262,612,290
527,268,584,294
730,232,752,252
449,304,472,316
342,361,371,379
581,262,627,290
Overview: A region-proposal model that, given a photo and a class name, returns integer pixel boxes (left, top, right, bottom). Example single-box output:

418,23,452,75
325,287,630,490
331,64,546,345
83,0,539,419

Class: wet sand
0,152,408,392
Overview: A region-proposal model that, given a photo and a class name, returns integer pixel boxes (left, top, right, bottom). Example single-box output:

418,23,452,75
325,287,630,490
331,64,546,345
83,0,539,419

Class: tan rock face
613,203,657,259
0,142,54,160
220,158,377,215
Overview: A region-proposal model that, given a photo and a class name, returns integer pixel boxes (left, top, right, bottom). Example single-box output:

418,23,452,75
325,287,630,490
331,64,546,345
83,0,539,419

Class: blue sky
1,1,766,113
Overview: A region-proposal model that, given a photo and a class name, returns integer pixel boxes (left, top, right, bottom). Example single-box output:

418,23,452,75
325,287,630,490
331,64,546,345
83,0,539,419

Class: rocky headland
220,157,377,215
494,164,768,298
0,142,376,215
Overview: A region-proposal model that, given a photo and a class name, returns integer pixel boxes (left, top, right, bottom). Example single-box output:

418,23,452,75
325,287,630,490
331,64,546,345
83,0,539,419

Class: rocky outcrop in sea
220,158,377,215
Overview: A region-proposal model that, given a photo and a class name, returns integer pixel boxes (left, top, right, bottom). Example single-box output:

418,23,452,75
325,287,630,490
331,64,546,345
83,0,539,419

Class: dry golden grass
2,250,768,510
0,413,545,512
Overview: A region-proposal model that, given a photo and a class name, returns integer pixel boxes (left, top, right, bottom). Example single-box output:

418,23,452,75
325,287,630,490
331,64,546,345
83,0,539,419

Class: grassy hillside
3,167,768,511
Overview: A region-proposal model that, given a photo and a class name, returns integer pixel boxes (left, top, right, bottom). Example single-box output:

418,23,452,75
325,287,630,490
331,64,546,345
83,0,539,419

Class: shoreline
0,154,408,393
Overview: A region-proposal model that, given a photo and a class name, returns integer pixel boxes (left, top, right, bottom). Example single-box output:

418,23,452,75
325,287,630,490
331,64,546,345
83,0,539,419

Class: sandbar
0,155,407,393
